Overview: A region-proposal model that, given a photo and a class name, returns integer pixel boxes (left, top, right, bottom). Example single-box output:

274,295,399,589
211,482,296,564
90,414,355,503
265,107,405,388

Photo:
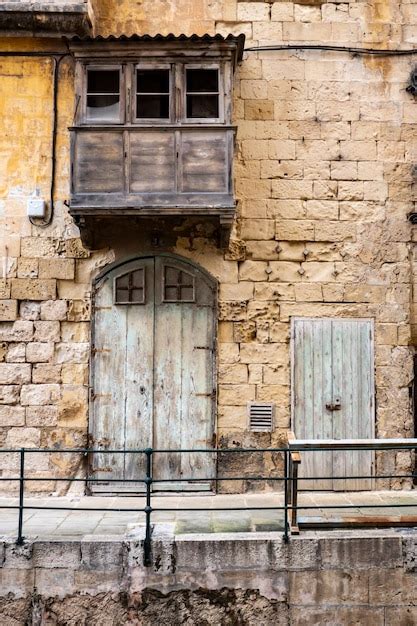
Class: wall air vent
248,403,274,432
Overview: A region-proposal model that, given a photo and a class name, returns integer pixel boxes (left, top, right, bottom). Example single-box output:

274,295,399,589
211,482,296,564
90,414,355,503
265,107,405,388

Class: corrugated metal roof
69,33,245,61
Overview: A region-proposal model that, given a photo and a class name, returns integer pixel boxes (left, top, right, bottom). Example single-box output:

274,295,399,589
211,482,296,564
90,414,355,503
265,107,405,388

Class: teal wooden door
292,318,375,490
89,255,216,493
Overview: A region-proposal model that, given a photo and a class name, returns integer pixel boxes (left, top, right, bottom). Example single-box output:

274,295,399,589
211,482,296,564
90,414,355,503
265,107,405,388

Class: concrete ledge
0,2,91,36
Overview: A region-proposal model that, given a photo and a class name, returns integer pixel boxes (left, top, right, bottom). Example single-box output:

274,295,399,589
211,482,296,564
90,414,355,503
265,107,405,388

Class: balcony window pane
186,68,219,119
86,69,120,121
136,69,170,119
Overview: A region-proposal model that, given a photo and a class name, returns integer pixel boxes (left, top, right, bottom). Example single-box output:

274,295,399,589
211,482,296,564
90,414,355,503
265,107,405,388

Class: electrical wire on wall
0,51,69,228
244,44,417,56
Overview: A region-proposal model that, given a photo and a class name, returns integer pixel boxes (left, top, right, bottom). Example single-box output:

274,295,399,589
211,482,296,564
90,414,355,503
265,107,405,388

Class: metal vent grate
248,403,274,432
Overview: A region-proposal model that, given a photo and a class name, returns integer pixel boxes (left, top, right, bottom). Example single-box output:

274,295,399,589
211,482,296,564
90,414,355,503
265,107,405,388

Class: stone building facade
0,0,416,493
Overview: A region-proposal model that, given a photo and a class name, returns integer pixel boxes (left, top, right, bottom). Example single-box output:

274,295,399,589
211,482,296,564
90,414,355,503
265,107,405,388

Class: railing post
283,448,289,543
16,447,25,545
143,447,153,566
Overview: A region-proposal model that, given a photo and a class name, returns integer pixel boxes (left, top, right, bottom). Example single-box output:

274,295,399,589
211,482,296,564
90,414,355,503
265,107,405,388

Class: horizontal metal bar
0,474,414,483
0,447,288,454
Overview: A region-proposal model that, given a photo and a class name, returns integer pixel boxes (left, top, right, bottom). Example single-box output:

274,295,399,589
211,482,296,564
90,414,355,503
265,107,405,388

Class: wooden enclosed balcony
69,125,236,222
68,34,244,232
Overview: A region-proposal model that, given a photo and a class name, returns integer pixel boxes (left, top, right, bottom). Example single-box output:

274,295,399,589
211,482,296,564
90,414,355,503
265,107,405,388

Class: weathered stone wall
0,530,416,624
0,0,416,490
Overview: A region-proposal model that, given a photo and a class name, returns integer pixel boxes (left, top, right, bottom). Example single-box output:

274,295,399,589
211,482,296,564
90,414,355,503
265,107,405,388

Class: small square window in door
114,269,145,304
163,265,195,302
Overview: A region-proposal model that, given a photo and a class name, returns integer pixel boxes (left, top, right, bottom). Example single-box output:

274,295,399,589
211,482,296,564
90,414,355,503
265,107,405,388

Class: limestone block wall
0,0,416,491
0,531,416,624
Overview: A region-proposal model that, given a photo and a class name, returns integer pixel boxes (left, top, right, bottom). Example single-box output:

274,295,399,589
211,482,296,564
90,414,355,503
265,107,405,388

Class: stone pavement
0,491,416,540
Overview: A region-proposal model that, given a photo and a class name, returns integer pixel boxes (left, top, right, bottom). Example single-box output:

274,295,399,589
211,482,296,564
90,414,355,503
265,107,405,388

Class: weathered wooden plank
129,131,176,193
181,131,227,192
123,259,154,486
90,273,126,487
74,131,124,193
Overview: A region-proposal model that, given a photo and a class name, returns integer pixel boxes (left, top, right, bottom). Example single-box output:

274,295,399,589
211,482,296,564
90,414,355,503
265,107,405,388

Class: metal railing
0,440,415,566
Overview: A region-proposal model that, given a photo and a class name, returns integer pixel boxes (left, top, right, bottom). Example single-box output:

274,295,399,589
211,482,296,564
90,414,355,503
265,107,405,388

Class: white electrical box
27,198,46,218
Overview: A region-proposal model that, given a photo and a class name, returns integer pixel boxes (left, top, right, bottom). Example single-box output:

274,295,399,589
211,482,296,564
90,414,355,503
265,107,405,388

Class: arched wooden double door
89,255,217,493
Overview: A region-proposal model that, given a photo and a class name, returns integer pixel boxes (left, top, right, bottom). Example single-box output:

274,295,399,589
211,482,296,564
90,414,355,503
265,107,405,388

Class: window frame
182,62,224,124
82,63,125,125
133,62,174,124
78,61,226,125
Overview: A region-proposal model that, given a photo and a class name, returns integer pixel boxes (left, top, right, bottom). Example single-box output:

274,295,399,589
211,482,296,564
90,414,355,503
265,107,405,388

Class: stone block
60,322,89,343
384,608,417,626
240,343,286,364
247,301,280,320
402,537,417,572
289,569,369,605
11,279,56,301
67,299,91,322
319,536,403,570
268,262,302,283
58,385,88,426
0,320,33,342
220,283,254,301
271,2,294,21
276,220,315,241
61,363,88,385
218,343,240,364
244,99,274,121
369,569,417,605
0,385,20,405
237,2,269,21
19,302,41,321
38,258,75,280
218,384,255,405
34,568,75,597
0,568,34,597
271,180,312,200
40,300,67,321
219,301,247,321
0,300,18,322
239,261,268,282
5,343,26,363
234,321,257,343
80,541,123,571
34,321,60,342
0,364,31,385
5,427,40,447
33,542,81,569
26,342,54,364
17,258,38,279
54,342,89,364
218,363,248,384
20,384,60,406
241,219,275,241
0,405,25,427
26,405,58,427
290,608,384,626
32,364,62,384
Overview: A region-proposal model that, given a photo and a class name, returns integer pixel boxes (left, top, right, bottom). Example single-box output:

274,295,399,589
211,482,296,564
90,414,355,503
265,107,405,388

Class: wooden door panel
91,255,216,493
292,318,374,491
90,259,154,492
293,319,333,490
153,257,216,489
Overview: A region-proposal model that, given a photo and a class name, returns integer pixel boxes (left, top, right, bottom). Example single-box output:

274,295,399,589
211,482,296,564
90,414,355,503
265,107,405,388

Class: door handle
326,398,341,411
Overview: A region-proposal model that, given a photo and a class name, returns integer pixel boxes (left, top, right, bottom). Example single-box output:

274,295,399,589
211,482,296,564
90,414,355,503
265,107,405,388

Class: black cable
244,43,417,56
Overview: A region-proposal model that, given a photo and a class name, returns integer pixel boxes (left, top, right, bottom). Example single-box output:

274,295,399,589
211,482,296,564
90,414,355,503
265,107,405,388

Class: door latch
326,397,341,411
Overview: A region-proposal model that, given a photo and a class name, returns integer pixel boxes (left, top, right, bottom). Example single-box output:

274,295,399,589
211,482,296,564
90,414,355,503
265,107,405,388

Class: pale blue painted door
89,255,216,493
292,318,375,490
